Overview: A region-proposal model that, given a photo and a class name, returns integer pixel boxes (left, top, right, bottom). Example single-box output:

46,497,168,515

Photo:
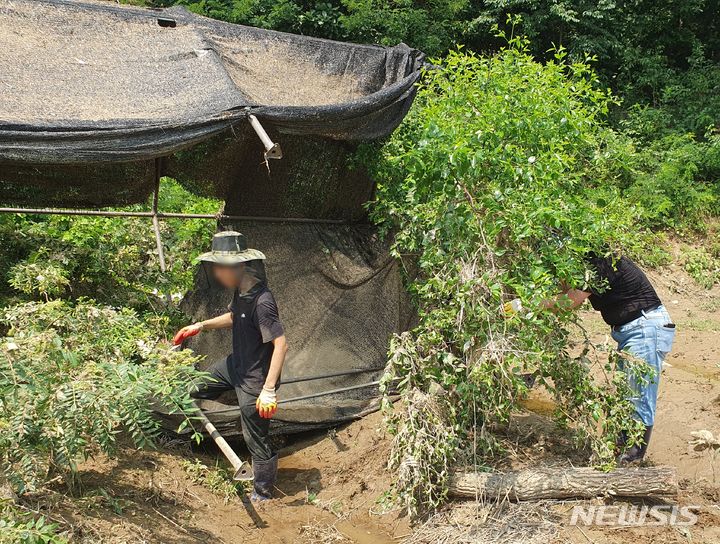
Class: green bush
366,34,646,514
0,503,66,544
616,133,718,229
0,179,219,311
142,0,472,55
8,263,70,301
617,48,720,139
0,300,205,494
684,247,720,289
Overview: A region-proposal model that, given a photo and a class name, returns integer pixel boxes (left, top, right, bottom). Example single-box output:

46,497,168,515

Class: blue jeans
611,305,675,426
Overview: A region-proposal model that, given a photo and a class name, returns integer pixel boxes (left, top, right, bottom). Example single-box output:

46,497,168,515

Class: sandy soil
40,412,407,544
33,256,720,543
557,259,720,544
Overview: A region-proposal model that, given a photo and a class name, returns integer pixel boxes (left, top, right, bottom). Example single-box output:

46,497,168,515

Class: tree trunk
449,466,677,501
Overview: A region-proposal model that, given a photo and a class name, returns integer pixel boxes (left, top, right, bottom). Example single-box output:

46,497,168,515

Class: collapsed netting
0,0,424,207
152,223,413,435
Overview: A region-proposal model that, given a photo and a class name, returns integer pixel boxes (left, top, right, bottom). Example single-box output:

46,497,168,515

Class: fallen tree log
449,466,677,501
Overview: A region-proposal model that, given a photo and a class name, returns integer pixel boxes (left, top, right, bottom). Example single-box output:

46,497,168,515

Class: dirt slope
44,411,405,543
36,257,720,544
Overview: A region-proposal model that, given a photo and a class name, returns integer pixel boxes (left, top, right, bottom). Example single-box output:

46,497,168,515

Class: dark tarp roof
0,0,424,165
0,0,423,210
0,0,421,434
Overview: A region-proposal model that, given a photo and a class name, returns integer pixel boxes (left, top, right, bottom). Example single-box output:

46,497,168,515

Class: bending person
547,253,675,463
174,231,289,500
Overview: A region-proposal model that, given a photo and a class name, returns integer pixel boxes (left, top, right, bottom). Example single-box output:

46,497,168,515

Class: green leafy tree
0,179,219,311
142,0,473,54
0,300,206,494
365,33,647,514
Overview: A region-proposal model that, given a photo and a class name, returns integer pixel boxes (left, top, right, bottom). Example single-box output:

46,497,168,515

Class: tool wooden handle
191,401,252,480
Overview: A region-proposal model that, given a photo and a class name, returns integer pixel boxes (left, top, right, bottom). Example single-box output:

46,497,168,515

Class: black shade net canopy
0,0,423,434
0,0,424,209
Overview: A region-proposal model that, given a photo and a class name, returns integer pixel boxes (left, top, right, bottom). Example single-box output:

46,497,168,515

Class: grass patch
684,247,720,289
682,317,720,332
181,459,249,503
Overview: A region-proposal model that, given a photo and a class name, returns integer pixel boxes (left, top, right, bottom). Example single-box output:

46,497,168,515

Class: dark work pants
190,356,273,462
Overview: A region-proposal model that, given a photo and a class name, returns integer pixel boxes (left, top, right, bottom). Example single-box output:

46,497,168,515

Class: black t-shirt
587,255,662,326
228,284,285,395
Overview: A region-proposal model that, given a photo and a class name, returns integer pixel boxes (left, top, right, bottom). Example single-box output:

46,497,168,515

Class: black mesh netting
0,0,424,208
0,0,421,433
156,223,414,436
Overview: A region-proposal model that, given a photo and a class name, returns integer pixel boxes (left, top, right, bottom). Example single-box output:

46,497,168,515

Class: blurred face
212,263,243,288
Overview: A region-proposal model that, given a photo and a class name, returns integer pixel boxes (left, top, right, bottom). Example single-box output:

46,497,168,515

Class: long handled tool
170,341,254,482
191,400,254,482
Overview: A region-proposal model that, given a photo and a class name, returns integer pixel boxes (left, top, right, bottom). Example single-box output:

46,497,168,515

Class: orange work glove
256,386,278,419
172,323,203,345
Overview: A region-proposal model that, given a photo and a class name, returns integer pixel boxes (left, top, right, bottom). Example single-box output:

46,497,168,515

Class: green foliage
684,247,720,289
0,179,219,311
338,0,470,55
0,300,206,494
367,36,646,514
0,502,67,544
601,131,720,229
143,0,471,55
181,459,249,502
620,58,720,139
7,0,720,522
9,263,70,301
72,487,131,515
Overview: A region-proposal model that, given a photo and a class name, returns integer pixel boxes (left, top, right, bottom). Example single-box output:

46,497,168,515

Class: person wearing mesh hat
173,231,288,501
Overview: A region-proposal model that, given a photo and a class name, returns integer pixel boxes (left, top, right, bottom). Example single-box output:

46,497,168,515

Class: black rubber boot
250,454,278,501
617,426,653,465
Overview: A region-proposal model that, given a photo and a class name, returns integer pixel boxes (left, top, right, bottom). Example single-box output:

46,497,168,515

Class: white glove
256,386,278,418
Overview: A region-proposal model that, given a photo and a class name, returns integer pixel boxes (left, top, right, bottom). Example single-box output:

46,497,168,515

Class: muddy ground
33,255,720,543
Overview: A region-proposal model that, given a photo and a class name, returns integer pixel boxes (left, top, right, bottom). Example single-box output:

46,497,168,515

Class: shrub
8,263,70,301
621,134,718,229
0,300,205,494
366,35,646,514
621,52,720,139
684,247,720,289
0,502,66,544
0,178,219,311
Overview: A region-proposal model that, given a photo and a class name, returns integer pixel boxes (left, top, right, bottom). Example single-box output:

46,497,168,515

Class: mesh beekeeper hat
197,231,266,265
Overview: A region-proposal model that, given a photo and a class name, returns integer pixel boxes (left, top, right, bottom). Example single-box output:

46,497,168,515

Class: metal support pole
151,158,167,274
206,379,388,416
278,380,382,404
281,367,385,385
248,114,282,160
0,207,347,224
